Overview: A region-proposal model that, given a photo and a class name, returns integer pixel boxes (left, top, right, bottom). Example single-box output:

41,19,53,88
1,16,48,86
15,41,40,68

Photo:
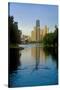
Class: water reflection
9,48,21,73
8,48,21,87
31,47,46,70
31,47,39,70
31,46,58,70
43,47,58,69
9,44,58,87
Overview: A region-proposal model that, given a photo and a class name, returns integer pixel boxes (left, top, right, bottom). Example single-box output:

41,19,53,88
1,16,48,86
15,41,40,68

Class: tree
43,25,58,47
8,16,22,44
53,25,58,46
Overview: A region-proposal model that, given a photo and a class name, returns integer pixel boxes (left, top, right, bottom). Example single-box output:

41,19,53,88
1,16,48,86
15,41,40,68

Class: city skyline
9,3,58,36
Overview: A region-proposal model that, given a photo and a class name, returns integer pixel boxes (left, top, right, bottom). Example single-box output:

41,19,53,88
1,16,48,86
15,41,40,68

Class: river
9,43,58,87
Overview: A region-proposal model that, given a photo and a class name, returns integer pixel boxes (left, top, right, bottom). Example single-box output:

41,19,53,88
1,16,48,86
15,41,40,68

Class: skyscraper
36,20,40,42
36,20,40,28
31,20,48,42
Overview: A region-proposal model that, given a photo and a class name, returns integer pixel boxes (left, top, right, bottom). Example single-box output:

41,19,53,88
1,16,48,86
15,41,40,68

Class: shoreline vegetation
43,25,58,48
9,16,58,50
9,42,58,51
9,44,24,50
9,16,58,84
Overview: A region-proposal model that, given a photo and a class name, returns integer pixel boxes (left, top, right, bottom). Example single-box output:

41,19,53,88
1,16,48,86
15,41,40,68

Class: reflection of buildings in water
32,47,40,69
40,48,46,64
31,47,46,67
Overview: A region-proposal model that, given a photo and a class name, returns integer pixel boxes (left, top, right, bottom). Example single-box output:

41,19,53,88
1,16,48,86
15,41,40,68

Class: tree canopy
43,25,58,47
8,16,22,44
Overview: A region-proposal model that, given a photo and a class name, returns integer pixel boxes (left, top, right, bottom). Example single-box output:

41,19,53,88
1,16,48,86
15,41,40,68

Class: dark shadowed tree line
8,16,22,76
8,16,22,44
43,25,58,47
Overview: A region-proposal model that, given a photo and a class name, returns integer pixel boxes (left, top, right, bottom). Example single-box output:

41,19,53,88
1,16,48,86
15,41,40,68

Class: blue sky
9,3,58,36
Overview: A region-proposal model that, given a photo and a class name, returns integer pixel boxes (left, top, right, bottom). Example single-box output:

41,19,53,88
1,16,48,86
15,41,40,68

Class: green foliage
8,16,22,44
43,25,58,47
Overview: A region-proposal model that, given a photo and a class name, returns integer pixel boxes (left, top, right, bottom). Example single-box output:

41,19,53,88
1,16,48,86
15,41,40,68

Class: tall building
36,20,40,42
31,20,48,42
36,20,40,27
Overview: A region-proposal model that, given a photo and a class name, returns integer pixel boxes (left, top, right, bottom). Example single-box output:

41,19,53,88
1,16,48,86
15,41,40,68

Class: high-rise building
31,20,48,42
36,20,40,27
36,20,40,42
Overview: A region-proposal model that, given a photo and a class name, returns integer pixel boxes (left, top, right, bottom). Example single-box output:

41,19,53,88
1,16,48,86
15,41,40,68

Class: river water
9,44,58,87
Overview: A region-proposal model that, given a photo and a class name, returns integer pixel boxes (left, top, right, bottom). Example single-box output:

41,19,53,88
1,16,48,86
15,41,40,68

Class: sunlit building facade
31,20,48,42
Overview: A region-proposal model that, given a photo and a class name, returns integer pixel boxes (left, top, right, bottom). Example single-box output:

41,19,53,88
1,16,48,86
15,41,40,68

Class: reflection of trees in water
8,48,21,87
9,48,21,74
31,46,58,72
43,47,58,68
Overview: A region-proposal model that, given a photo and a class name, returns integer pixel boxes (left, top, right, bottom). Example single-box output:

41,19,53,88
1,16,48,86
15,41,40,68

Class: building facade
31,20,48,42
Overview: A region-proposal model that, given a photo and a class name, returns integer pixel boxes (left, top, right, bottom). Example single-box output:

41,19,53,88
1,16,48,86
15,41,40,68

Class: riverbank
20,42,58,48
9,44,24,50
